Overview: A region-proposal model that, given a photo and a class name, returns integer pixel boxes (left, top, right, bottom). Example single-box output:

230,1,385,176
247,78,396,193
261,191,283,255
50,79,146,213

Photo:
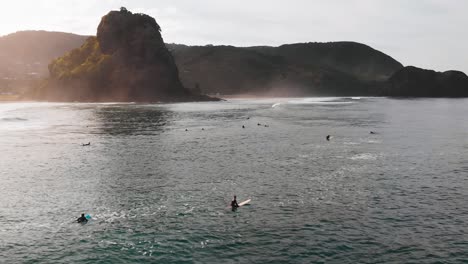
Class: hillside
386,66,468,97
168,42,403,96
0,31,87,97
249,42,402,81
0,31,87,78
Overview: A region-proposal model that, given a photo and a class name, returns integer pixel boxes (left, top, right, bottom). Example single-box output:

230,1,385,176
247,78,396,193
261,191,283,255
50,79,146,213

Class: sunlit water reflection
1,98,467,263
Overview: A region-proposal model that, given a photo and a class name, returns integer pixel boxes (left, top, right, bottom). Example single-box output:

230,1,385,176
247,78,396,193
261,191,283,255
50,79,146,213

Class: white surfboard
238,199,251,207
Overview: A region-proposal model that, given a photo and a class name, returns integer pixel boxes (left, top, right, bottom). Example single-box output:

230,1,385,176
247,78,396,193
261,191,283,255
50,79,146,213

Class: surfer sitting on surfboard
231,196,239,211
77,213,88,223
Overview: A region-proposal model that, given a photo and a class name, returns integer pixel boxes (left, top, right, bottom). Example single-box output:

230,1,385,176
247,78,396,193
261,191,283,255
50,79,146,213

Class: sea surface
0,97,467,263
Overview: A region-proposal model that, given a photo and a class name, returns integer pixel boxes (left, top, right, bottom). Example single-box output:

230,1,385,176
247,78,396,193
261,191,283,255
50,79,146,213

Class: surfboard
238,199,251,207
85,214,92,220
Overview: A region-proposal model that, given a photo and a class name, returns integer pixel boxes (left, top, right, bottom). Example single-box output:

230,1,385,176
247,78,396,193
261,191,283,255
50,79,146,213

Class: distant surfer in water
370,131,376,134
81,142,91,146
242,125,245,129
231,196,239,211
326,135,330,141
77,213,88,223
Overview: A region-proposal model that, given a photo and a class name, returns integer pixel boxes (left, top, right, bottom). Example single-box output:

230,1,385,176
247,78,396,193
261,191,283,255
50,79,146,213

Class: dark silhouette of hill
248,42,402,81
386,66,468,97
28,8,216,102
167,42,403,96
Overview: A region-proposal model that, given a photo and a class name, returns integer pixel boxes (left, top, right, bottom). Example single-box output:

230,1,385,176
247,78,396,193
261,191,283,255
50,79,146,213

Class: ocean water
0,97,467,263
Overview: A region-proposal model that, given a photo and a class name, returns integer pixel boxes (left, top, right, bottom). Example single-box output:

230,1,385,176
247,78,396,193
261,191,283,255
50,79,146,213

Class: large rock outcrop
31,8,214,102
386,66,468,97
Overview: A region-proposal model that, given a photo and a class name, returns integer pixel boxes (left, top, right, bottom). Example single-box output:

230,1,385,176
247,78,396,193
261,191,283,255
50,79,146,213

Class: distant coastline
0,15,467,100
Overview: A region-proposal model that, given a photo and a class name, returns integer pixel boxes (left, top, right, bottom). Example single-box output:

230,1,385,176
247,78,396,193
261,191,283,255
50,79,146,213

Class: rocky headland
29,8,216,102
386,66,468,97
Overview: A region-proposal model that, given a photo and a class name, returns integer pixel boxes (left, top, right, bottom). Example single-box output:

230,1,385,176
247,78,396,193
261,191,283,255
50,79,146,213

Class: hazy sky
1,0,467,73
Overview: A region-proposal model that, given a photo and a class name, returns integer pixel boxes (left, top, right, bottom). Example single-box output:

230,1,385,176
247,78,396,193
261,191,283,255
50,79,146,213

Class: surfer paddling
231,195,239,211
76,213,88,223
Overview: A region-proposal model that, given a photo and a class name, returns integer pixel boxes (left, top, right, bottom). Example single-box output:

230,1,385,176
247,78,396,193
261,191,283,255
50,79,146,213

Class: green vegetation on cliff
48,37,110,81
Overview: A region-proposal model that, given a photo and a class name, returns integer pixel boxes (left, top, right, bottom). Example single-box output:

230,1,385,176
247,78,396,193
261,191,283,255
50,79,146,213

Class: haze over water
1,97,467,263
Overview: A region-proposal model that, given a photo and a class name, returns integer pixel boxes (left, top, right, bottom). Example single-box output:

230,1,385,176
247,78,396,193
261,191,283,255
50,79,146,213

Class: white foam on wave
168,100,253,112
0,103,30,118
272,102,282,108
349,153,378,160
287,97,355,105
360,139,382,144
97,102,136,105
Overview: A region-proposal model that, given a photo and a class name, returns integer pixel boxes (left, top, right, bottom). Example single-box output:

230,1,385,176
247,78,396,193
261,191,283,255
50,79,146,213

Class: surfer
242,125,245,129
81,142,91,146
231,196,239,211
326,135,330,141
370,131,376,134
76,213,88,223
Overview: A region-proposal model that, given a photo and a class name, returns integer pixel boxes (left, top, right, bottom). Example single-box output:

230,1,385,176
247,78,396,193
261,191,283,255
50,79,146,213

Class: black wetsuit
77,216,88,223
231,200,239,211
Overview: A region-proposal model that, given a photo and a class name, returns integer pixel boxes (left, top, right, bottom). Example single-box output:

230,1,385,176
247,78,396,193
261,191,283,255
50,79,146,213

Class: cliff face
387,66,468,97
168,42,402,96
32,8,213,102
